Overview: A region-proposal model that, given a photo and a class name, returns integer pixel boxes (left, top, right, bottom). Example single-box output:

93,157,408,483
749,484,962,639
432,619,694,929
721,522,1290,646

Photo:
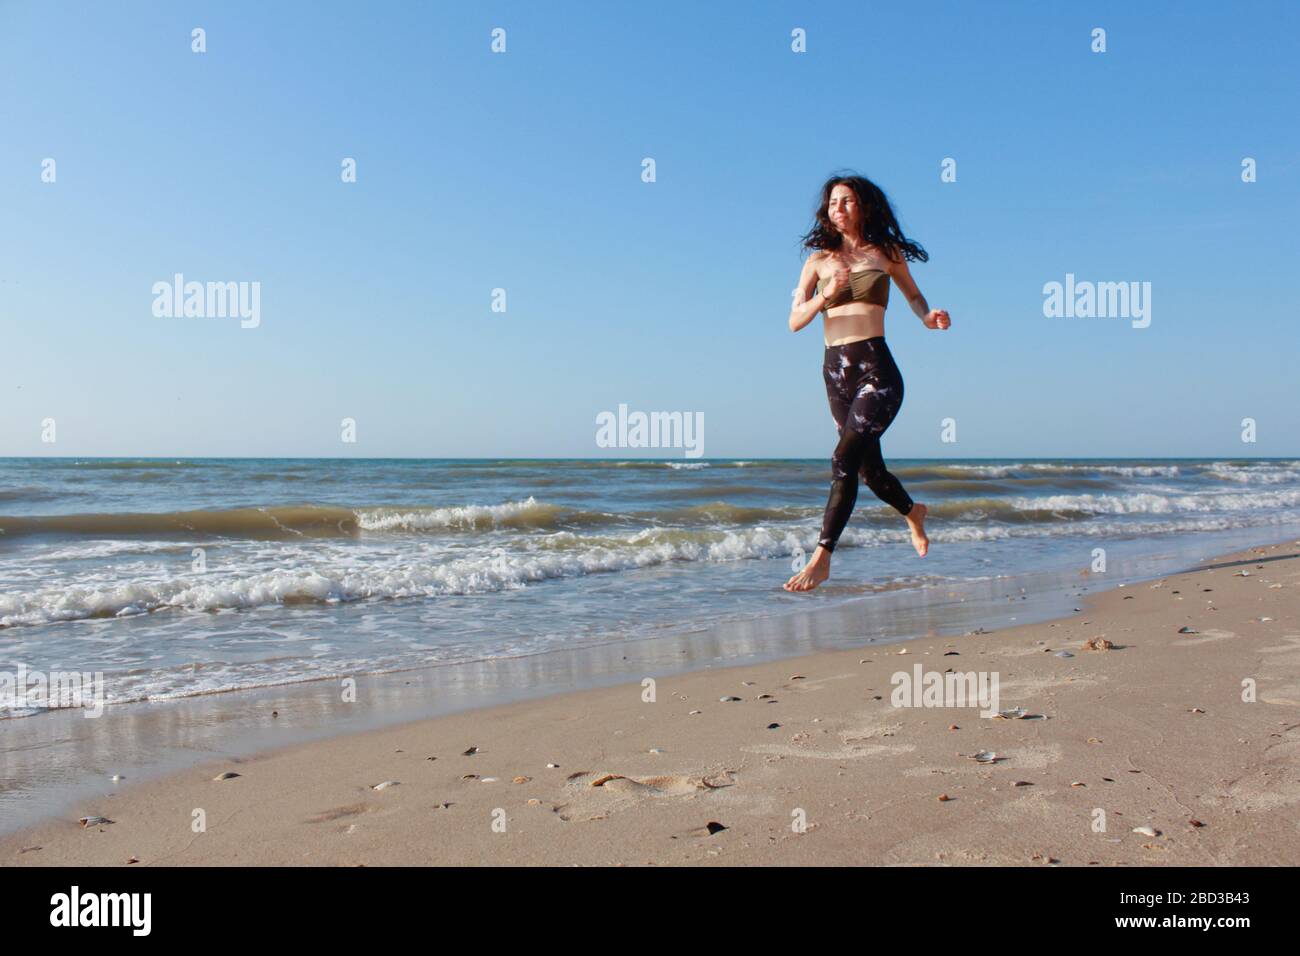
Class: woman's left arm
888,255,951,330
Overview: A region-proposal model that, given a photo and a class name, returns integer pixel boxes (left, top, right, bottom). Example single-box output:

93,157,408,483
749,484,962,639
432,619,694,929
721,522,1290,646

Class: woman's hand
821,264,850,302
922,309,950,330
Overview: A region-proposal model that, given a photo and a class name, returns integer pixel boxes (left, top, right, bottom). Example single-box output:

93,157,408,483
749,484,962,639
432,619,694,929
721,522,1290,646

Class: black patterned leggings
818,336,914,552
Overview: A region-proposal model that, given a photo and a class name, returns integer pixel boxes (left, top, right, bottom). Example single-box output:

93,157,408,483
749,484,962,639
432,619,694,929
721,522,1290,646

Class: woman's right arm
789,256,830,333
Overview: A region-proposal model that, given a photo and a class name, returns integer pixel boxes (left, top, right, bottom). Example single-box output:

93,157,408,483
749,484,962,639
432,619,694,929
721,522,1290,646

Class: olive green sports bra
817,267,890,309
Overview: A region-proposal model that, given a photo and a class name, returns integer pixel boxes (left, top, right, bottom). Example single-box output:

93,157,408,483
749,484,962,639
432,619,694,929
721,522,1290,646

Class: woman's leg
844,367,929,557
783,361,850,591
817,425,866,552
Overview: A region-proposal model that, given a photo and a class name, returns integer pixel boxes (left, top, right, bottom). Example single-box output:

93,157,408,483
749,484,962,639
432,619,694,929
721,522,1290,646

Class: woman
784,174,950,592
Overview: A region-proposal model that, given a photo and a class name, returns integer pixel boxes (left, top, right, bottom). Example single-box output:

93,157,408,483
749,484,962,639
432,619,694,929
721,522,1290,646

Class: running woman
784,174,951,592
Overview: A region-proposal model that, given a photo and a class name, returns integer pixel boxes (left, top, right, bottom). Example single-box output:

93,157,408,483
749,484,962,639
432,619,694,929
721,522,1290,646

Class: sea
3,456,1299,717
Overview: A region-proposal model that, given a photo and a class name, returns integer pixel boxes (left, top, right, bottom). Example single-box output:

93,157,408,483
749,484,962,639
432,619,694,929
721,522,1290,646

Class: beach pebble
111,774,124,782
78,816,114,828
371,780,399,791
937,794,952,802
546,763,559,768
213,771,241,781
1132,826,1160,838
480,777,498,783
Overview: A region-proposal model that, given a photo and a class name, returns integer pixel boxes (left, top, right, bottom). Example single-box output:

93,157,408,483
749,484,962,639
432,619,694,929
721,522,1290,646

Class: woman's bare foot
784,546,831,591
906,503,929,557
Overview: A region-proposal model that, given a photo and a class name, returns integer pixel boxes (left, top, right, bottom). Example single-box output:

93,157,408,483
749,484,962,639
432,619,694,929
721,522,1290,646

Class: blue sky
2,0,1296,459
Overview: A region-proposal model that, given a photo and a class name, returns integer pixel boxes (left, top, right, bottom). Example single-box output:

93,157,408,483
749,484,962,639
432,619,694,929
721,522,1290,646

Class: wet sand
4,540,1298,866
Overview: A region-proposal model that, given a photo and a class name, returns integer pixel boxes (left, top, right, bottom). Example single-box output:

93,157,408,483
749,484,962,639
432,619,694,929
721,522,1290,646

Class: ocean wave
0,505,360,540
66,459,200,470
893,463,1187,480
358,498,576,532
0,486,67,503
4,507,1297,630
1006,488,1300,515
1203,461,1300,484
0,525,809,627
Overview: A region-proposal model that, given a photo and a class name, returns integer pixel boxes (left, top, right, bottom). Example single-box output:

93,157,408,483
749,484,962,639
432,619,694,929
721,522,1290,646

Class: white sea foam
1010,488,1300,514
358,497,554,531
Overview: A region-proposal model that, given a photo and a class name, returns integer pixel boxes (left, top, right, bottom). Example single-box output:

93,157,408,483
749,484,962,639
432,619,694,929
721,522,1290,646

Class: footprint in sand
1172,628,1237,647
1259,681,1300,706
304,803,371,825
743,710,914,761
1259,635,1300,656
552,770,735,823
1221,741,1300,812
900,742,1063,778
998,674,1101,696
778,673,858,693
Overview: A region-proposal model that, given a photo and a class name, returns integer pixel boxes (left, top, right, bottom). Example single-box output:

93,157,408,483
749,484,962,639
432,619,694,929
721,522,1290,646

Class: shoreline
2,526,1289,836
4,536,1298,865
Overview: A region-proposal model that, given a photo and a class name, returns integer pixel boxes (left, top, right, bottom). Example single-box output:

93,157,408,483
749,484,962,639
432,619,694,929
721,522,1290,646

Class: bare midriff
823,305,885,347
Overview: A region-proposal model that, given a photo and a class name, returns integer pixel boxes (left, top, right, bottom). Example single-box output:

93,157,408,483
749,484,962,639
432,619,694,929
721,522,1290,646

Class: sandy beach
3,538,1297,867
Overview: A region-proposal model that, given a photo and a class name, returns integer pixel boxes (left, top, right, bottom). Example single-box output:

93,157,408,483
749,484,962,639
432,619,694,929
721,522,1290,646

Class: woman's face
826,185,859,233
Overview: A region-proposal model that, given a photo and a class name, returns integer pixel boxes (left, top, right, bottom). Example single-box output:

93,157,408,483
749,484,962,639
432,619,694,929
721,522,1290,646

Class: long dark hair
800,173,928,263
